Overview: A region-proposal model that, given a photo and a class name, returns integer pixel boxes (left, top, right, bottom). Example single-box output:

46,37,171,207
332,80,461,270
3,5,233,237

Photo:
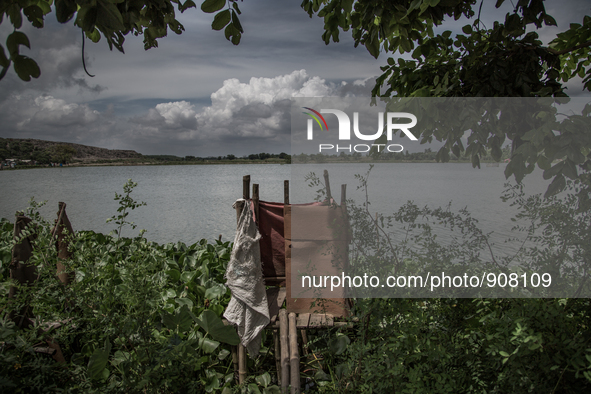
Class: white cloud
192,69,339,140
1,69,373,156
1,95,100,132
155,101,197,129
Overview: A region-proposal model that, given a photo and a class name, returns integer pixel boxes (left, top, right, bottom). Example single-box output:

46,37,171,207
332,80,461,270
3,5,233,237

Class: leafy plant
0,180,240,393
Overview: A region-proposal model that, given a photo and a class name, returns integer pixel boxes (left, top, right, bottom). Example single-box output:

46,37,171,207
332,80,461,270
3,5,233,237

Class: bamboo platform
232,173,353,393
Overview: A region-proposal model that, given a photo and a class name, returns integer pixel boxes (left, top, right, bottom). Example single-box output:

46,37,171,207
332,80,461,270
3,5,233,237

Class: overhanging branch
547,40,591,56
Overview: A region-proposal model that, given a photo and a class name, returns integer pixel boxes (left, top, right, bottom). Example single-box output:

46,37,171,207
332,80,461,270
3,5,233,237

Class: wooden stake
323,170,332,201
284,180,290,205
341,184,347,205
279,309,290,394
253,183,260,223
289,312,300,394
243,175,251,199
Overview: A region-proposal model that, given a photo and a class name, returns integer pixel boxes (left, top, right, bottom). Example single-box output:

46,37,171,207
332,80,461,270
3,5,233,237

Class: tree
51,144,77,164
0,0,244,81
303,0,591,199
0,147,9,161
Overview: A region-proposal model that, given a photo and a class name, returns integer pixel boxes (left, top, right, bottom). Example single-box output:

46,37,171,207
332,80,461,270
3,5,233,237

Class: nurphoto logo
302,107,418,153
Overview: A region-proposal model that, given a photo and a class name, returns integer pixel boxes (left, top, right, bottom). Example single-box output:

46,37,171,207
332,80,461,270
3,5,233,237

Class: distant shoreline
1,159,508,171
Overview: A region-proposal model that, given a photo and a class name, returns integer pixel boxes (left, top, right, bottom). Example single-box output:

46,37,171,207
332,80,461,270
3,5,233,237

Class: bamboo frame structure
231,172,352,390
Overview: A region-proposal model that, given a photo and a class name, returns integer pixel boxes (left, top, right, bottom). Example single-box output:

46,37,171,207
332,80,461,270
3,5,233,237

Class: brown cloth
285,203,350,317
250,199,350,317
255,200,326,282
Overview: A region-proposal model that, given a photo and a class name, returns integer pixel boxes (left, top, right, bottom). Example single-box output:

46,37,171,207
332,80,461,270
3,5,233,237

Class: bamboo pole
232,346,239,383
238,344,247,384
289,312,300,394
274,331,282,387
300,329,309,356
279,309,290,394
323,169,332,201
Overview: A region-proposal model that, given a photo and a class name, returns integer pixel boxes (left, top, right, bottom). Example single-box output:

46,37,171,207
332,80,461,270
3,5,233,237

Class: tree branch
547,40,591,56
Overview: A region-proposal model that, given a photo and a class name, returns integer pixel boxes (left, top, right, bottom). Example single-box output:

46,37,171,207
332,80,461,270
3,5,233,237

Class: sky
0,1,589,157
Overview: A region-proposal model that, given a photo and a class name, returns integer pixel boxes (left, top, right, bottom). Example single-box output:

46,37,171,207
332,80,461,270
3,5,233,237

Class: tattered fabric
224,201,269,357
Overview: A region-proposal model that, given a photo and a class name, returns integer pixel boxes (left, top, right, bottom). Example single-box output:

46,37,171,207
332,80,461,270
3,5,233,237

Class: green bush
0,181,239,393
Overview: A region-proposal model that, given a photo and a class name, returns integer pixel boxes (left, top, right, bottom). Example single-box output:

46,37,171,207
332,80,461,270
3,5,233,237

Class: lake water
1,163,550,250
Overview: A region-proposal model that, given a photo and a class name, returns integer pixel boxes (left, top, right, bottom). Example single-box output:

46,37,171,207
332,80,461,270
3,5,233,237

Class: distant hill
0,138,142,162
1,138,291,166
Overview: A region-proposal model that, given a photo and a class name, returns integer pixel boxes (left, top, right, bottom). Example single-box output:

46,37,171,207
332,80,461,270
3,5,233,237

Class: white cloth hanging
224,201,269,357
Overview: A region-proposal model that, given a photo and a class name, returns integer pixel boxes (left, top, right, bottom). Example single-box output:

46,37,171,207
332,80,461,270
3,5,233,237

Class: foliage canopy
301,0,591,198
0,0,244,81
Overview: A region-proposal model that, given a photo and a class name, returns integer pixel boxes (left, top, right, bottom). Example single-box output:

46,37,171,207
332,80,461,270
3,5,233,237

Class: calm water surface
1,163,549,252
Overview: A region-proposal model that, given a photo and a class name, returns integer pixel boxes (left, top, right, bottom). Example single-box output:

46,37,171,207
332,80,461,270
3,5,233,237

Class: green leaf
201,0,226,13
111,350,130,367
543,14,557,26
96,0,125,31
88,338,111,380
75,6,98,32
562,160,578,180
6,31,30,57
181,270,196,283
86,28,101,43
200,337,220,353
537,155,551,170
56,0,78,23
499,350,510,357
205,284,226,300
462,25,472,34
13,56,40,81
328,333,350,355
180,0,197,11
543,161,564,180
0,45,9,68
231,9,243,33
167,269,181,281
544,174,566,198
163,305,194,332
366,36,380,58
194,310,240,345
218,348,230,360
23,5,44,28
7,4,23,29
248,383,262,394
212,10,231,31
255,372,272,388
